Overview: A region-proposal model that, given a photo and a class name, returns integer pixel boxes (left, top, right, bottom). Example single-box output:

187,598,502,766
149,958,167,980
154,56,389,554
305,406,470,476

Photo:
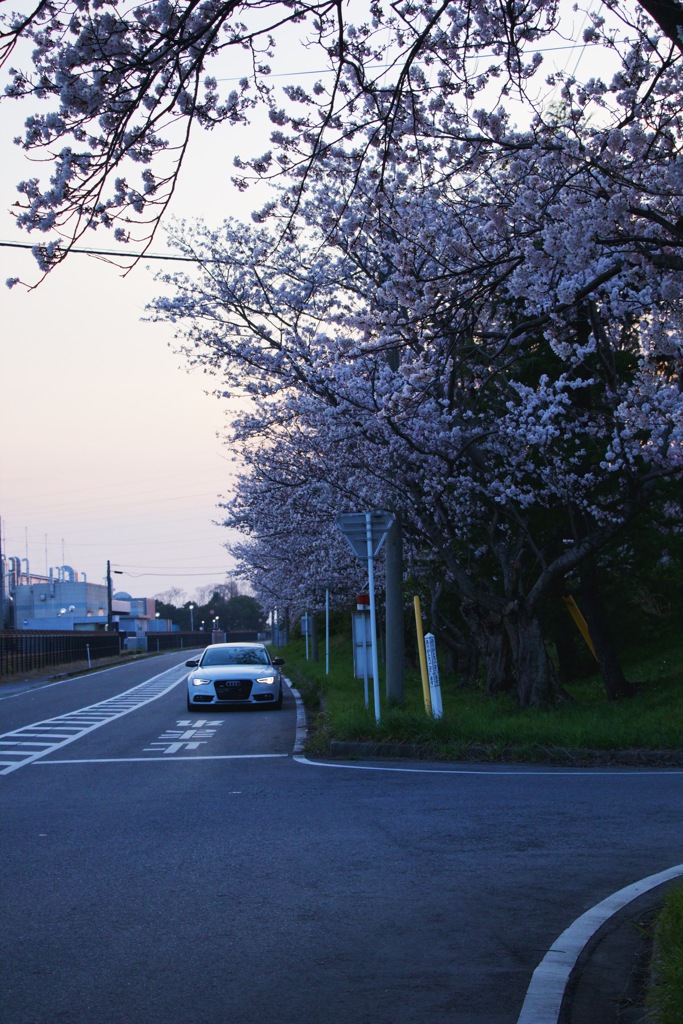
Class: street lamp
189,604,195,630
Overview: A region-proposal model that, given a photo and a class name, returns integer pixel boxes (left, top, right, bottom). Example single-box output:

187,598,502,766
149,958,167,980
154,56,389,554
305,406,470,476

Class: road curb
517,865,683,1024
328,739,683,767
287,682,308,753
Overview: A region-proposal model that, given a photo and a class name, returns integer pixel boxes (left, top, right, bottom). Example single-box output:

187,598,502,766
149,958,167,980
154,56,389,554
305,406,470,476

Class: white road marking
293,756,683,776
32,754,289,764
143,717,225,755
144,740,208,753
0,664,188,775
516,863,683,1024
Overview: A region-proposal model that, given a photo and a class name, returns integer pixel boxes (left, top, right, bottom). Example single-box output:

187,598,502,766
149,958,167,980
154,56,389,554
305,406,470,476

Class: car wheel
274,687,283,709
187,696,200,711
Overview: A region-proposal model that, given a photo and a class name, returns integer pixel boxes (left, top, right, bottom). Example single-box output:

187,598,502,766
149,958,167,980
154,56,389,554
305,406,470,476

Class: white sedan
186,642,285,711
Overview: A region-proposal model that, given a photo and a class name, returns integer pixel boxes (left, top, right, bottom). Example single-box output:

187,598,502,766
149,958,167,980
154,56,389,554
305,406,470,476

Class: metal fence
0,630,122,678
143,631,260,652
0,629,265,678
143,631,207,653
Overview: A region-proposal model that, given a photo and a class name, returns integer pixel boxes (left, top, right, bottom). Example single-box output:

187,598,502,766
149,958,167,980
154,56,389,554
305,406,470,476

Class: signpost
336,511,394,723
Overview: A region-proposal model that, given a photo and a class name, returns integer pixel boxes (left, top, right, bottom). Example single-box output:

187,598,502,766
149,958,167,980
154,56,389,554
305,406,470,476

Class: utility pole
106,560,112,631
385,513,405,704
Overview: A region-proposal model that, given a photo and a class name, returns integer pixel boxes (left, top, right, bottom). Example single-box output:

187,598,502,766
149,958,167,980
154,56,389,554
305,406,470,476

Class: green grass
281,633,683,759
648,881,683,1024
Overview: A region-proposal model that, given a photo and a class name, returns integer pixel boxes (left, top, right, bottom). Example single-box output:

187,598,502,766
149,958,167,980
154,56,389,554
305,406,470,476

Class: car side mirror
272,657,285,666
185,659,199,667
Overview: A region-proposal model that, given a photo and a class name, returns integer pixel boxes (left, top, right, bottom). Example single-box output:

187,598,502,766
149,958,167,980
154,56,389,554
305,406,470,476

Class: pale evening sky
0,80,272,604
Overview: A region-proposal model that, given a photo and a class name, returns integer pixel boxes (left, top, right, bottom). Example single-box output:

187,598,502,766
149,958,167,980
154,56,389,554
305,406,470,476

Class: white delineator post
424,633,443,719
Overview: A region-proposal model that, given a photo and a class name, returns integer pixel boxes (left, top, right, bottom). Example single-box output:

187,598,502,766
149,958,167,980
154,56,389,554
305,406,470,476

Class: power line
0,239,206,263
113,565,233,573
119,569,232,578
213,42,610,82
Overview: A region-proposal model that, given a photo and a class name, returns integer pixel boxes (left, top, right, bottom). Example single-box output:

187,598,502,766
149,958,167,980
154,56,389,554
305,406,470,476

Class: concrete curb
517,865,683,1024
328,739,683,767
287,681,308,754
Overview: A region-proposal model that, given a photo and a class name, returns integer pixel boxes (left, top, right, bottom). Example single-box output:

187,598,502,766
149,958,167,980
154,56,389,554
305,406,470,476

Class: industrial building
0,557,159,634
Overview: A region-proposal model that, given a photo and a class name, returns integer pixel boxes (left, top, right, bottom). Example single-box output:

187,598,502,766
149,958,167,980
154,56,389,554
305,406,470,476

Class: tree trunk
460,602,514,696
483,630,514,697
504,606,569,708
579,561,636,700
433,615,481,688
309,612,319,663
430,584,480,687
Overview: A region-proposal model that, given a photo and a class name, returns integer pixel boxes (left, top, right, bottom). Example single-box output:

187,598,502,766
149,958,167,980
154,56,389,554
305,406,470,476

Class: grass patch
279,633,683,758
648,881,683,1024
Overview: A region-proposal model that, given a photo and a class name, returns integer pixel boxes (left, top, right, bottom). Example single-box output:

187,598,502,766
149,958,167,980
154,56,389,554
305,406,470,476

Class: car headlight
256,675,276,685
191,678,211,686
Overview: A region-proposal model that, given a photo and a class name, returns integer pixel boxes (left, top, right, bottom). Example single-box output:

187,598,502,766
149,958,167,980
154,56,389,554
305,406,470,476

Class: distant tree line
154,586,266,635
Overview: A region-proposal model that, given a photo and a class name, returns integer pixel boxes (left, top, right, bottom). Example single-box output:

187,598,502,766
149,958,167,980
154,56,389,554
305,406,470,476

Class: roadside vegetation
281,629,683,761
648,881,683,1024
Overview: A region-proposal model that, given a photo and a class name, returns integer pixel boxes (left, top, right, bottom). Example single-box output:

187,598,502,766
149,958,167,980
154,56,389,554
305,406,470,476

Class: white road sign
336,511,395,562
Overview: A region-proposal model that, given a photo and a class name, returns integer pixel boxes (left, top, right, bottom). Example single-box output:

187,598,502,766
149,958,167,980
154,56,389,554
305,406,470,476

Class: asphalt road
1,654,682,1024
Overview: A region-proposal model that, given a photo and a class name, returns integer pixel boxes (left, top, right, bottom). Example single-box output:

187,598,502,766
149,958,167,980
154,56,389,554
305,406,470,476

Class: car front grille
214,678,253,701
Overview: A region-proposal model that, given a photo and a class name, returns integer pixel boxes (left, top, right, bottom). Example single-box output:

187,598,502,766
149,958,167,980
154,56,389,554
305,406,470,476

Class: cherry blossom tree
3,0,683,277
220,420,369,610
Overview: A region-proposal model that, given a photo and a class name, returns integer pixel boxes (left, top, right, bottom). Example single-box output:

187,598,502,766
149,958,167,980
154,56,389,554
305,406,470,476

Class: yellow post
562,595,598,661
413,595,432,715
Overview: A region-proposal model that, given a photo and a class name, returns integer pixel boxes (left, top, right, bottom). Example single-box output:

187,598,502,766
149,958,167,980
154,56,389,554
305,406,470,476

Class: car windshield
200,646,270,667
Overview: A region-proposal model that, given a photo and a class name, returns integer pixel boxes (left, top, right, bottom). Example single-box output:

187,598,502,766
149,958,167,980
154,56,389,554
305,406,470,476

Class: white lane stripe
0,664,188,775
2,753,48,761
33,754,289,764
3,745,56,753
14,730,79,736
516,863,683,1024
292,756,683,776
